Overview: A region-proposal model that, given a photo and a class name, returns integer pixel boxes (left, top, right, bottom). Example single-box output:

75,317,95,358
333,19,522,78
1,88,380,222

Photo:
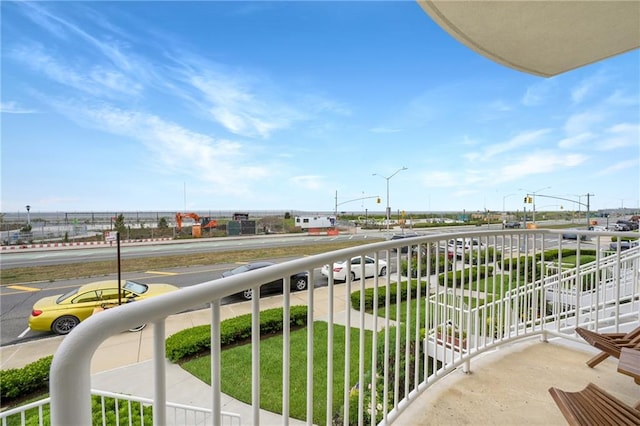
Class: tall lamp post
373,166,408,233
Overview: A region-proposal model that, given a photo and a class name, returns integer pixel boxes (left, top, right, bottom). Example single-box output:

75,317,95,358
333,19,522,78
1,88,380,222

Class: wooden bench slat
549,382,640,426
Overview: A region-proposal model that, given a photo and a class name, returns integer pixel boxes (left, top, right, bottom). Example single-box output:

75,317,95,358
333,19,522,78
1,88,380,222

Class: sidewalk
0,284,388,424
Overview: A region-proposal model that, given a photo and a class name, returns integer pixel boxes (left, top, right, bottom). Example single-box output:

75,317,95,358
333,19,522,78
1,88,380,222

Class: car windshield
230,265,251,275
123,281,149,295
57,288,79,304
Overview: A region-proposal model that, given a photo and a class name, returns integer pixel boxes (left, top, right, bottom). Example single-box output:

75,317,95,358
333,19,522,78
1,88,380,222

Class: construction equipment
175,212,200,232
175,213,218,237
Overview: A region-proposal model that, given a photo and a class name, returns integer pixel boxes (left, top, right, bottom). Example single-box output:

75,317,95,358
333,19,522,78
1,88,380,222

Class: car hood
141,284,179,298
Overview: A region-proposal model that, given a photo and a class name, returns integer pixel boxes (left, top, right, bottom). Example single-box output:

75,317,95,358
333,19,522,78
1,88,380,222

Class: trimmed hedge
350,281,428,312
438,266,494,287
165,306,308,362
0,356,52,403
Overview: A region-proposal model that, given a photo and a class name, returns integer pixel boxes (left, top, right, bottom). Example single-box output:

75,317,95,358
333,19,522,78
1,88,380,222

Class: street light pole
520,186,551,224
25,205,31,227
373,167,408,233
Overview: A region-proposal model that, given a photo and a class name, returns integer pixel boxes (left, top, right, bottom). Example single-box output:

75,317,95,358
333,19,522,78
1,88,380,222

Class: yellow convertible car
29,280,178,335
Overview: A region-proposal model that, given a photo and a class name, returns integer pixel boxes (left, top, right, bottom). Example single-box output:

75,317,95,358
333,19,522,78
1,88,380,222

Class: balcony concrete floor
395,336,640,425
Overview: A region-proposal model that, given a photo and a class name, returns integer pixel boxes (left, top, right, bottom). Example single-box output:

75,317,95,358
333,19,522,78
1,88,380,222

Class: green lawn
181,321,373,425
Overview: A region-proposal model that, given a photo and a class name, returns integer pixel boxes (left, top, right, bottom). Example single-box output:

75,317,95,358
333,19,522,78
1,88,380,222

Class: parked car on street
447,238,485,258
561,230,589,241
321,256,387,282
29,280,179,335
609,240,639,251
389,232,421,253
615,220,638,231
221,261,308,300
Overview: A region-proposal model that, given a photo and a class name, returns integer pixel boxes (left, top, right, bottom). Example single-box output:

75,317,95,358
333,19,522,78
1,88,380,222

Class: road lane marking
8,285,40,292
18,327,31,338
145,271,178,276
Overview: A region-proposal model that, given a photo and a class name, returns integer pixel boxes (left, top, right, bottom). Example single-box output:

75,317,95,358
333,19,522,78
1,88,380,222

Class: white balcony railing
34,229,640,425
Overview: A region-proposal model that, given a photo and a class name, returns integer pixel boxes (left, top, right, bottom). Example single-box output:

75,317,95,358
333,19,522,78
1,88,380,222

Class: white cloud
0,101,37,114
596,158,639,176
497,151,588,181
420,171,457,188
11,44,143,98
598,123,640,151
571,71,608,104
558,132,595,149
50,100,274,194
464,129,550,162
521,78,557,106
370,127,402,134
563,111,604,136
290,175,325,190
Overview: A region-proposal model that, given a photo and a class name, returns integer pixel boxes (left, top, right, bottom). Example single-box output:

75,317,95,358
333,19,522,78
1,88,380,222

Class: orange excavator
175,212,200,232
175,213,218,233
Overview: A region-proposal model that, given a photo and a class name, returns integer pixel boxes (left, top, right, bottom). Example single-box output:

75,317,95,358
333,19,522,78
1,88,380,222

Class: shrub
350,281,428,311
165,306,308,362
438,266,494,287
0,356,52,403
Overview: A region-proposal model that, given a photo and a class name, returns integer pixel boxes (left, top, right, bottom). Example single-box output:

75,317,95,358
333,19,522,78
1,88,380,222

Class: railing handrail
47,228,639,425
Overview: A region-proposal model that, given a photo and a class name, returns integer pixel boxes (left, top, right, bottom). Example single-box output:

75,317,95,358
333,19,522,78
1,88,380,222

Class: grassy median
0,240,380,285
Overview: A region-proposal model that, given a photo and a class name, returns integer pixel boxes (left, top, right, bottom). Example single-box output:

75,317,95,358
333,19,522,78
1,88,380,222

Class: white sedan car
321,256,387,282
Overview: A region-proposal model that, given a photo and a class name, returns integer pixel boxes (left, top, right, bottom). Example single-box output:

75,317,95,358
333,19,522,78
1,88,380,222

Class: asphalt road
0,226,581,347
0,259,338,347
0,233,383,269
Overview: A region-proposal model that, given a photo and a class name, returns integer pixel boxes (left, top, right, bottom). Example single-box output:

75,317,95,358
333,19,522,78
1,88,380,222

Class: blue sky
2,1,639,215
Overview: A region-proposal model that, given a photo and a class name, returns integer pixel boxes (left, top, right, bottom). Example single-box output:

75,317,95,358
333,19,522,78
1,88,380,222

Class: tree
114,214,126,235
158,217,169,229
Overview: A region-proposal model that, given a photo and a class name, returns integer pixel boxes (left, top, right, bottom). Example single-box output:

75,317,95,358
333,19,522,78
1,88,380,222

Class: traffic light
376,197,381,204
523,196,533,204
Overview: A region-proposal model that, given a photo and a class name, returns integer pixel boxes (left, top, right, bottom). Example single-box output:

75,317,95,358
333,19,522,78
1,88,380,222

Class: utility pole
584,193,595,227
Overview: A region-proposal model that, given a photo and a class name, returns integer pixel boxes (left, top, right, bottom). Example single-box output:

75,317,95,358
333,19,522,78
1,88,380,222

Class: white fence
6,228,638,425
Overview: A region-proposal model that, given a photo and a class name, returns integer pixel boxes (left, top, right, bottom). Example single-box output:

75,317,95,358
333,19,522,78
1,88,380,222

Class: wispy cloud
464,129,550,161
50,99,273,194
290,175,325,190
0,101,37,114
571,70,608,104
369,126,402,134
497,151,588,181
597,123,640,151
558,132,595,149
11,44,143,99
521,78,557,106
563,111,605,136
596,158,639,176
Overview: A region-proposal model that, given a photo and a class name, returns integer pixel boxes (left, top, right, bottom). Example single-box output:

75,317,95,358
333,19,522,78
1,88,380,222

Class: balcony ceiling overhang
417,0,640,77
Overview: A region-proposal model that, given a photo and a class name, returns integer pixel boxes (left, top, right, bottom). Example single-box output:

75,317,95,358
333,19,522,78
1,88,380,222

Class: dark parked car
504,221,521,229
609,240,639,251
221,261,308,300
615,220,639,231
390,233,421,253
561,230,589,241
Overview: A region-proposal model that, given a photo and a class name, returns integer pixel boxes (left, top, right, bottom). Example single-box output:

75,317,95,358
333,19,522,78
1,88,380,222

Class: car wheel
242,289,254,300
379,266,387,276
350,271,357,281
51,315,80,335
293,277,308,291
